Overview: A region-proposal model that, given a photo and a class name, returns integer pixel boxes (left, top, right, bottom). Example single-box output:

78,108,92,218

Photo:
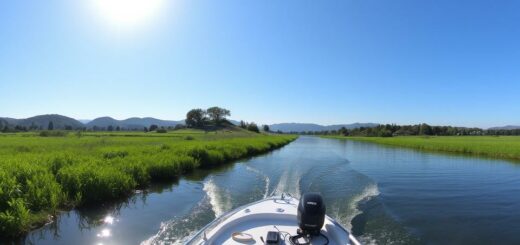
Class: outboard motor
297,192,326,235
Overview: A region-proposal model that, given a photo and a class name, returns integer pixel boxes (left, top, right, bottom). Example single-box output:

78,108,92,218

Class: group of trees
486,128,520,136
1,121,63,132
183,106,271,134
306,123,520,137
142,124,183,133
184,107,265,134
0,122,185,133
239,121,260,133
185,107,231,128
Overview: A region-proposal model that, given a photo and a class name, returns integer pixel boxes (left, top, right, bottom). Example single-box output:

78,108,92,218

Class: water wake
343,184,381,245
245,165,270,198
331,183,380,231
142,177,235,245
203,177,232,217
271,169,302,197
140,197,211,245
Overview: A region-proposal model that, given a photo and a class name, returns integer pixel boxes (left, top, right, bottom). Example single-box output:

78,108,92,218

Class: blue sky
1,0,519,127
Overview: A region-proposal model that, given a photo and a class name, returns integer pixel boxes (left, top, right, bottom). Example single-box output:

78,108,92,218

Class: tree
186,109,207,128
107,125,114,131
144,127,149,132
174,124,186,130
15,125,27,131
30,122,38,130
263,125,270,132
48,121,54,130
149,124,158,131
247,122,260,133
239,120,247,129
378,129,393,137
419,123,432,135
206,107,230,125
116,126,120,131
338,127,348,136
65,125,73,130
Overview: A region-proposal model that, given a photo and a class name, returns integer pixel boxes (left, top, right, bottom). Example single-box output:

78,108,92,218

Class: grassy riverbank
0,129,296,237
324,135,520,160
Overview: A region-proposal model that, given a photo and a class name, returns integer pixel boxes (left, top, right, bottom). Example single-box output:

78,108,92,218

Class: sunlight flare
90,0,166,29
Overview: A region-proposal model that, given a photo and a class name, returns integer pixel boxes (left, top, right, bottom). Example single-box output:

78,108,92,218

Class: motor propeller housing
297,192,326,235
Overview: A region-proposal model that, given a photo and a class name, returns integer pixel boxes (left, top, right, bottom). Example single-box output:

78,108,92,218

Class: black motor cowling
297,193,326,235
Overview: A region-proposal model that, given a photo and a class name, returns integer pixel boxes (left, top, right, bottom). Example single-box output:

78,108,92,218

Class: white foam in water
271,169,301,197
141,196,213,245
203,177,232,217
358,234,379,245
272,170,287,196
245,165,270,198
346,184,380,230
140,221,169,245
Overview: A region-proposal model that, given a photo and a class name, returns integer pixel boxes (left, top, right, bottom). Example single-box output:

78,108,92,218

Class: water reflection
96,228,111,238
103,216,115,225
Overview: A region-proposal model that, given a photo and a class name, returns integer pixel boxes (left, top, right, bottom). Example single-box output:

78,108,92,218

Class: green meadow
325,135,520,160
0,129,296,236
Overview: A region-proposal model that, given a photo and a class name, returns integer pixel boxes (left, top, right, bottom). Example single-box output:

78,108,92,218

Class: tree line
0,122,184,133
298,124,520,137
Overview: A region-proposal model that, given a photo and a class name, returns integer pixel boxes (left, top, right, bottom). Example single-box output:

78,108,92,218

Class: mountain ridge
0,114,84,129
0,114,184,130
268,122,379,133
488,125,520,130
86,116,183,129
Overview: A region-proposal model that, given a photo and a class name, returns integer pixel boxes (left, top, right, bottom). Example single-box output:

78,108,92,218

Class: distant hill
85,117,121,129
269,123,379,133
1,117,25,125
0,118,10,128
78,119,91,124
489,125,520,130
227,119,241,126
0,114,185,130
86,117,183,130
0,114,84,130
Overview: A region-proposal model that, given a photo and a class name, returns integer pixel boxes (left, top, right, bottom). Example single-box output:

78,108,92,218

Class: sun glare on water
90,0,166,29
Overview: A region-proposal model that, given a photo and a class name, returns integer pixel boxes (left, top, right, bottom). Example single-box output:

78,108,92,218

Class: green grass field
325,135,520,161
0,129,296,236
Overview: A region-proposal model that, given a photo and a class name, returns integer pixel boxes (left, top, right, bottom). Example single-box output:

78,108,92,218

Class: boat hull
186,195,360,245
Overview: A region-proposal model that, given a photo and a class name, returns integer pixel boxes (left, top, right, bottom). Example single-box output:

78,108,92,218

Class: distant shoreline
323,135,520,161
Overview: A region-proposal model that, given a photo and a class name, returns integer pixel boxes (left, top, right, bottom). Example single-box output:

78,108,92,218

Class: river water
15,136,520,244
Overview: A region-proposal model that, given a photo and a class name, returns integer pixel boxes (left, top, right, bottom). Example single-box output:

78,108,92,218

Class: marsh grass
325,135,520,160
0,129,296,236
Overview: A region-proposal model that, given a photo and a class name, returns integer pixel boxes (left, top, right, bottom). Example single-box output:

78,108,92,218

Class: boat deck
187,196,359,245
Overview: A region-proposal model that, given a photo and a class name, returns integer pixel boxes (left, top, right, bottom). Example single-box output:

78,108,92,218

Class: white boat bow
186,194,361,245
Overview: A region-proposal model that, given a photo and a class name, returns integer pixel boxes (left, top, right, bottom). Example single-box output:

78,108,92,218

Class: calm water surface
11,136,520,244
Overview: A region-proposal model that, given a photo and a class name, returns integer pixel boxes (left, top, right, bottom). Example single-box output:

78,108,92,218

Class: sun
90,0,166,29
